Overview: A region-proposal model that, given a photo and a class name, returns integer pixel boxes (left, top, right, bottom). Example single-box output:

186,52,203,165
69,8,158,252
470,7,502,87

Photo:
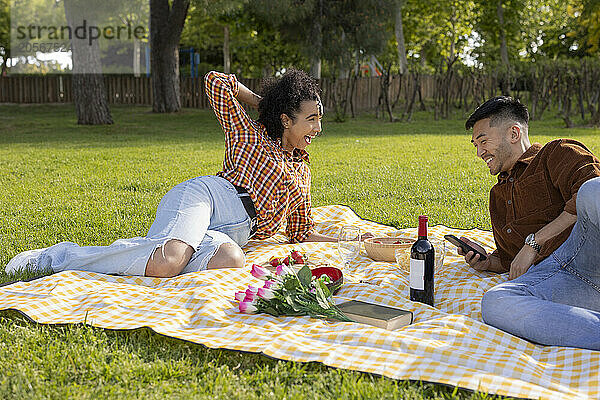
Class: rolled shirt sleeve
545,139,600,215
286,195,315,243
204,71,252,141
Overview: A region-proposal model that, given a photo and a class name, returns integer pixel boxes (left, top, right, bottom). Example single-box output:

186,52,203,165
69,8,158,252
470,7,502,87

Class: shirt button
507,228,512,233
507,200,512,205
509,178,514,183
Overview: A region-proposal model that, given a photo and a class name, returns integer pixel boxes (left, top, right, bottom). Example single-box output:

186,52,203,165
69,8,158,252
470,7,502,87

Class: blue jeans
482,177,600,350
37,176,252,276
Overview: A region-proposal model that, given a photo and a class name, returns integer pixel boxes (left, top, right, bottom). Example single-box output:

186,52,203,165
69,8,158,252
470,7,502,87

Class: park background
1,0,600,126
1,0,600,399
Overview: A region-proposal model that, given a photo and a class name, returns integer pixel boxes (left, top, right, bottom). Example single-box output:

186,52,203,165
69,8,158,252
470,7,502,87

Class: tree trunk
591,105,600,126
379,65,396,122
0,47,9,77
497,0,510,95
150,0,190,113
310,0,323,79
394,0,408,76
223,25,230,73
63,0,113,125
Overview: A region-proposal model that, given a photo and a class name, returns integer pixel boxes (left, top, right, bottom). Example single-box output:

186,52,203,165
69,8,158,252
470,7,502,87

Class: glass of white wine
338,226,361,272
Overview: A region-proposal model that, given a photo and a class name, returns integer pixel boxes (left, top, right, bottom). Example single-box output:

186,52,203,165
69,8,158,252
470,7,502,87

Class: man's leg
481,261,600,349
482,177,600,350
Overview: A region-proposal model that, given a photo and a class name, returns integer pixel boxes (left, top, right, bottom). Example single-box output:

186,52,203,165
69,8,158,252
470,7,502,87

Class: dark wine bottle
409,215,435,306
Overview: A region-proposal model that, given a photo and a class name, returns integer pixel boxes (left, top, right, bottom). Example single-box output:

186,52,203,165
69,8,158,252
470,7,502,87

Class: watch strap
525,233,541,253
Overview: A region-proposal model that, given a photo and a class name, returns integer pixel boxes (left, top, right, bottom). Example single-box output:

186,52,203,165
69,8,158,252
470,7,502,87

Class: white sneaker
5,248,50,274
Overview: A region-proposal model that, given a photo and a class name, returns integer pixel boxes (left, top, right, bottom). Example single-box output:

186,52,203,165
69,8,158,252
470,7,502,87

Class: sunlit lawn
0,103,598,398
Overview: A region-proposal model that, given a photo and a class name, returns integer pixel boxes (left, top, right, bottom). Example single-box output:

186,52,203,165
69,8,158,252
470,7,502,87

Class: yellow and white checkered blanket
1,205,598,399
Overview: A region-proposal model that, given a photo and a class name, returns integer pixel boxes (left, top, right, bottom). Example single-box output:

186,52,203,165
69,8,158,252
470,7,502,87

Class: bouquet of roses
234,251,353,322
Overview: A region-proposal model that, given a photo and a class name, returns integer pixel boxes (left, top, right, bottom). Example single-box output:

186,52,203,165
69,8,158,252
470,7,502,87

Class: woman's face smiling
281,99,323,152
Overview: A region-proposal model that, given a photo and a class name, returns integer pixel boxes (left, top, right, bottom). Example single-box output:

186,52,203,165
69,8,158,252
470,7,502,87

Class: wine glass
338,226,361,272
430,238,446,269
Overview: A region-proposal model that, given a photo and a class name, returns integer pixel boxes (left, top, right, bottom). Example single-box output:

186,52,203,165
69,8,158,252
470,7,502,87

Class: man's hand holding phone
444,235,490,271
457,237,491,271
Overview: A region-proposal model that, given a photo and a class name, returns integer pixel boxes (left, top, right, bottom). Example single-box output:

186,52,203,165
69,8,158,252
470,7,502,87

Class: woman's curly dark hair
258,69,321,141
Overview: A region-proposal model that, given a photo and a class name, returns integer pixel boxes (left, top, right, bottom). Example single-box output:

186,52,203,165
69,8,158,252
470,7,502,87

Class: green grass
1,103,599,399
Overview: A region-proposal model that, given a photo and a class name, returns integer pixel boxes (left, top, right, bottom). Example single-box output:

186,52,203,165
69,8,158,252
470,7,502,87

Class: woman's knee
207,243,246,269
145,239,194,278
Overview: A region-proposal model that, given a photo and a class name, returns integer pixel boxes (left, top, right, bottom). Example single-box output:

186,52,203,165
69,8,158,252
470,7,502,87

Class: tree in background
63,0,113,124
247,0,324,78
150,0,190,113
328,0,392,119
394,0,409,76
568,0,600,55
472,0,516,64
180,0,304,78
0,0,9,76
518,0,572,60
414,0,476,118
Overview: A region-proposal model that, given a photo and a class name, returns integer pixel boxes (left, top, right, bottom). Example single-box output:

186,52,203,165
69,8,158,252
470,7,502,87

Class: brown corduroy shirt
490,139,600,272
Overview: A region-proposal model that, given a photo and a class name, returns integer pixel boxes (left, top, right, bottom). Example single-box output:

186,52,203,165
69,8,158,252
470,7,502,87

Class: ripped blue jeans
482,177,600,350
38,176,252,276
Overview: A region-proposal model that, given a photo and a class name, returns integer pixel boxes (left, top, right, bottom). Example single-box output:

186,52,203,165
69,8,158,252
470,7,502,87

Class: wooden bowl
364,237,413,262
311,266,343,294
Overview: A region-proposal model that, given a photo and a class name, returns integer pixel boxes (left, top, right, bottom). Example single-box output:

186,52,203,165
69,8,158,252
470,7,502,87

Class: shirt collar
498,143,541,182
293,149,310,163
276,139,311,164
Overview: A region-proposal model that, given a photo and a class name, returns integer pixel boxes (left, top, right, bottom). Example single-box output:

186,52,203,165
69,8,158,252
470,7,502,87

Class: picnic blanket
1,205,598,400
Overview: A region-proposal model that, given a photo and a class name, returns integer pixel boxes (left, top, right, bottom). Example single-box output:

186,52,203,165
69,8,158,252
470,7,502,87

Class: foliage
472,0,522,67
182,0,390,77
568,0,600,55
519,0,573,60
181,1,306,77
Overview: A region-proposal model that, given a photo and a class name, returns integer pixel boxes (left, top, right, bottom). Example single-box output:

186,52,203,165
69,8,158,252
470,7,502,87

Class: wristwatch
525,233,541,253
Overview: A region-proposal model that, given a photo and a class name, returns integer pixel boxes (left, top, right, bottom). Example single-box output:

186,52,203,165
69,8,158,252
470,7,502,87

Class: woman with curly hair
6,69,339,278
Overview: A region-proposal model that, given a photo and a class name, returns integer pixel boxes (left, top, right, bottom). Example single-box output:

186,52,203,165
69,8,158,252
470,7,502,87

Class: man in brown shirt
459,96,600,350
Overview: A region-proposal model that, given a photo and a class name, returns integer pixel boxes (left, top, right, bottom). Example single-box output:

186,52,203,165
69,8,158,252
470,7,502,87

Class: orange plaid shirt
204,71,315,242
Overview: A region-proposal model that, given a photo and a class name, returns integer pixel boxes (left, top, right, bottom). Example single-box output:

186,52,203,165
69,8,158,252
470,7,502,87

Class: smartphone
444,234,487,261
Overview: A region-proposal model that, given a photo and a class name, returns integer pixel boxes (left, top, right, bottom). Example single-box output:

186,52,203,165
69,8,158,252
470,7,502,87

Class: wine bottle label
409,258,424,290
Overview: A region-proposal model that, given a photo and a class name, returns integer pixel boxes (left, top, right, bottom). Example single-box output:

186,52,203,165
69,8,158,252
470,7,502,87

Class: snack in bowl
253,251,343,294
394,238,447,272
311,266,343,294
364,237,413,262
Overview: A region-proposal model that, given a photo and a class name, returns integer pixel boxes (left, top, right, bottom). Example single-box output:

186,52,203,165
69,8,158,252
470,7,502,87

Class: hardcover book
337,300,413,330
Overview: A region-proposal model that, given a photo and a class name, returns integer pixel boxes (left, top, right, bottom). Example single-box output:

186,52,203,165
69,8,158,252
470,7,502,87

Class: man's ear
509,124,521,143
280,114,292,129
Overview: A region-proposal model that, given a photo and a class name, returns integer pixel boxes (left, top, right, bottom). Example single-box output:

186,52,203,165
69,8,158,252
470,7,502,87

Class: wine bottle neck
418,215,428,238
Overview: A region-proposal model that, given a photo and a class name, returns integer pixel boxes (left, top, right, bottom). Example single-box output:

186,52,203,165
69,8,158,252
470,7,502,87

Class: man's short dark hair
465,96,529,130
258,69,321,141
